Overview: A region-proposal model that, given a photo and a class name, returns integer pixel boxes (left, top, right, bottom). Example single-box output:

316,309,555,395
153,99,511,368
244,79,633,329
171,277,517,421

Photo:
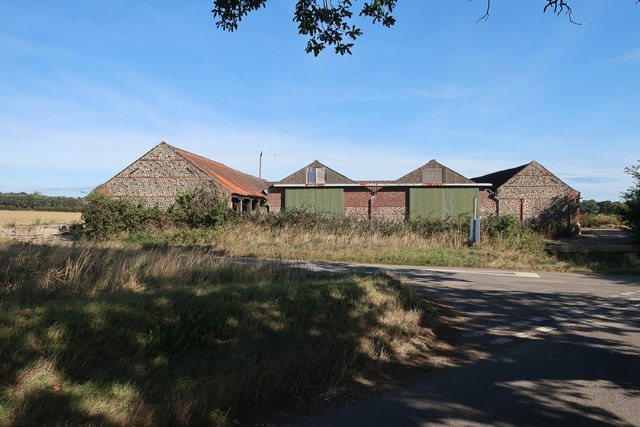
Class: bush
579,213,622,229
82,188,231,239
168,188,231,228
482,215,545,252
622,161,640,234
82,192,164,238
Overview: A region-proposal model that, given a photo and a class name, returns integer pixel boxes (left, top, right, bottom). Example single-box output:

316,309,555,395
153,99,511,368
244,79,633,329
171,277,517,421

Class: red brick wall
266,188,283,213
344,187,407,220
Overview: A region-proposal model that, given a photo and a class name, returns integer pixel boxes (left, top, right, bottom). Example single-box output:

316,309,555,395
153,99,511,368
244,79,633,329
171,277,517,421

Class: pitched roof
275,160,358,185
471,163,530,192
167,143,268,198
395,159,475,184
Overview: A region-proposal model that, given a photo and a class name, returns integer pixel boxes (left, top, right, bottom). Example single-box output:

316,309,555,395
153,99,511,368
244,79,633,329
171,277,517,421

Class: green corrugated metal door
409,188,478,219
284,188,344,215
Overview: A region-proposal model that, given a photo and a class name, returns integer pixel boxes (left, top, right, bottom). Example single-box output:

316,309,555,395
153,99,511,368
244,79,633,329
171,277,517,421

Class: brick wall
98,143,219,209
269,186,408,220
343,187,407,220
266,188,283,213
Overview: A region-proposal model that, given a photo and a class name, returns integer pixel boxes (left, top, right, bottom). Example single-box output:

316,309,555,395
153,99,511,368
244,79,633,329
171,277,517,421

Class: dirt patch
0,225,79,245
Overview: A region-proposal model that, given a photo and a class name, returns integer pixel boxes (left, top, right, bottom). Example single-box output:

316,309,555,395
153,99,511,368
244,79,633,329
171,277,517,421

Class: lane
252,260,640,426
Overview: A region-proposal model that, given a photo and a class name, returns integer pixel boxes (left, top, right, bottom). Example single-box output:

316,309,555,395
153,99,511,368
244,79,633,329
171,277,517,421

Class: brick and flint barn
472,161,580,226
266,159,489,220
97,142,268,210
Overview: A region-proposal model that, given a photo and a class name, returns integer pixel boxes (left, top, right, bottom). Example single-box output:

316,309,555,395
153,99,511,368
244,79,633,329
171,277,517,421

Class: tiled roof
471,163,530,192
276,160,359,185
168,144,268,198
395,159,475,184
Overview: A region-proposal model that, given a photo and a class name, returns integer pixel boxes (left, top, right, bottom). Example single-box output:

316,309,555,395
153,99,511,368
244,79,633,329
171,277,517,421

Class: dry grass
0,241,446,426
206,222,582,272
0,210,82,227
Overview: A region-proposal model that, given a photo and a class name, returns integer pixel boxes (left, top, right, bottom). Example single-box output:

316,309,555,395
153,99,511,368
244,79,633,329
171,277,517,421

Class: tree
580,199,599,215
622,161,640,233
211,0,638,56
597,200,613,215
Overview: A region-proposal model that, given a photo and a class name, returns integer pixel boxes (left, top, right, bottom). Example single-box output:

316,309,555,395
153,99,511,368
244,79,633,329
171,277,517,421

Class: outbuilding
472,161,580,227
97,142,268,211
267,159,489,221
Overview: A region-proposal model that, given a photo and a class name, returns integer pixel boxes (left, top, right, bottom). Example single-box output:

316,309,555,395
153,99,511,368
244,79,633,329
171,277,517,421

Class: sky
0,1,638,201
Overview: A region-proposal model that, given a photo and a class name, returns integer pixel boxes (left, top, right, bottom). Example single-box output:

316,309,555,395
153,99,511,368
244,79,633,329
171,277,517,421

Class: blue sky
1,1,638,201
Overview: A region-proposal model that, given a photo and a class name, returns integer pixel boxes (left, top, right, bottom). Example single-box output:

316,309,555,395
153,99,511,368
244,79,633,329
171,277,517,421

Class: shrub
622,161,640,234
482,215,545,252
82,192,163,238
168,188,231,228
579,213,622,229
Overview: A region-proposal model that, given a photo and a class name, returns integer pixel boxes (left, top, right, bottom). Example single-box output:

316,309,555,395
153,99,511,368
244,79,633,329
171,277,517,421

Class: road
267,260,640,426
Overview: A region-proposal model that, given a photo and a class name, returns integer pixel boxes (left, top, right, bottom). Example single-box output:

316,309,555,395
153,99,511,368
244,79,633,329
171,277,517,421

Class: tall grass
580,213,624,228
0,242,441,425
122,212,569,272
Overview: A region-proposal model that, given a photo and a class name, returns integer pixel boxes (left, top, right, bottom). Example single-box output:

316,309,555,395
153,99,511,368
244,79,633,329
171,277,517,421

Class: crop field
0,210,82,227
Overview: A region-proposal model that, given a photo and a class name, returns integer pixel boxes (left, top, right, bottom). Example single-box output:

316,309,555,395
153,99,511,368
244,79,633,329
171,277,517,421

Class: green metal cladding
409,187,478,219
284,188,344,215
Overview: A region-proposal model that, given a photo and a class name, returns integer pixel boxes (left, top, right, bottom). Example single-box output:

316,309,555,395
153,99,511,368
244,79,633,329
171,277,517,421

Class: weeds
580,213,624,229
0,242,440,425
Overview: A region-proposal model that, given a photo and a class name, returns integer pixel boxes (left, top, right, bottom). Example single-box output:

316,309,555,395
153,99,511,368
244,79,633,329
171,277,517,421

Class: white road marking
417,267,540,278
514,272,541,278
490,337,512,345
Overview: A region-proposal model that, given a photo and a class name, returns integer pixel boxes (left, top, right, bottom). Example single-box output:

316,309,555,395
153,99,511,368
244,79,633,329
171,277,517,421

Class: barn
97,142,268,210
472,161,580,228
266,159,488,220
266,160,359,216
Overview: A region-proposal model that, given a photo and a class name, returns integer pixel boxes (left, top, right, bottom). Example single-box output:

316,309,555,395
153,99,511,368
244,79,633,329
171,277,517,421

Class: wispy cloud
0,32,68,57
615,47,640,61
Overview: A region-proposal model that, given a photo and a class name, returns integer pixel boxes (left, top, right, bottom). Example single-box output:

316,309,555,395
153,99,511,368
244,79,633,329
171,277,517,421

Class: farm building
394,160,489,220
266,159,489,220
472,161,580,227
266,160,360,216
97,142,268,210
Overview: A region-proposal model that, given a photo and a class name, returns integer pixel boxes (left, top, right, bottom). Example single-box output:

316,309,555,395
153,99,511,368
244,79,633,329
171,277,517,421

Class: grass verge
122,222,591,273
0,242,446,425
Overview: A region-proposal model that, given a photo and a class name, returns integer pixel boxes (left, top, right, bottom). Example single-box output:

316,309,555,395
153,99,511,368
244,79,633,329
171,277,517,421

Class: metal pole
259,151,263,178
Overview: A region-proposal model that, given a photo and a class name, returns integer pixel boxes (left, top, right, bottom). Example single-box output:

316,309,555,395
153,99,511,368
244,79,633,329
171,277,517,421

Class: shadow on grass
300,267,640,426
0,242,441,425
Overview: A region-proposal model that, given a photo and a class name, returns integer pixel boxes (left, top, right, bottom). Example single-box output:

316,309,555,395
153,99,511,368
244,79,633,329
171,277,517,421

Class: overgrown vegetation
0,242,443,425
82,188,229,238
622,161,640,234
579,213,623,229
579,198,628,230
79,189,638,274
0,192,83,212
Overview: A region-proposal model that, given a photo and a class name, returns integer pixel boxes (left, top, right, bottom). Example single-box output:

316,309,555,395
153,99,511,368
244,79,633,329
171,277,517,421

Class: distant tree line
0,192,84,212
580,199,629,217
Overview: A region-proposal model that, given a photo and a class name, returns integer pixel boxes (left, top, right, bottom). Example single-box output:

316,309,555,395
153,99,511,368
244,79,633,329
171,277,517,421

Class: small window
306,167,326,184
423,168,442,184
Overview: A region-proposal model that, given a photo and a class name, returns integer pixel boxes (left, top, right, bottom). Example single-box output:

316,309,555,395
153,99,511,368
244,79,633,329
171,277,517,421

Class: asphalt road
271,260,640,426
